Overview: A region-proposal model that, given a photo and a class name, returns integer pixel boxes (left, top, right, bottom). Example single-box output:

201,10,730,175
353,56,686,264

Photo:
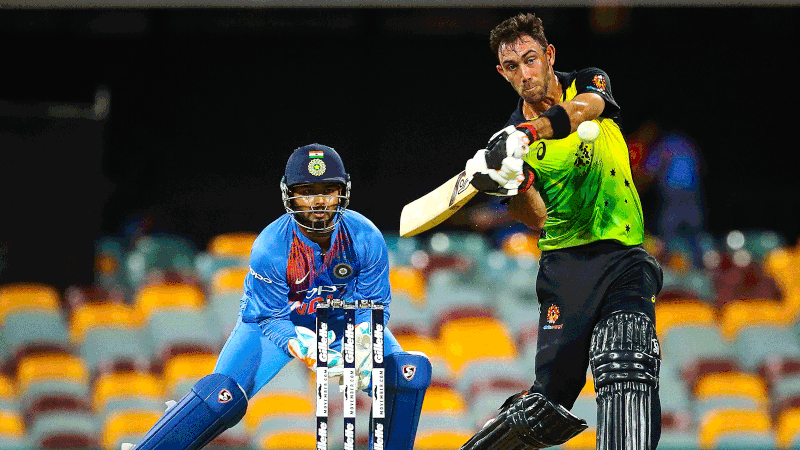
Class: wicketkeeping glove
287,326,343,375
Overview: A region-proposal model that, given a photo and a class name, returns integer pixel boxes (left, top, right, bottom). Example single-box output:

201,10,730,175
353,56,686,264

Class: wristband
539,104,571,140
516,123,539,142
518,163,536,194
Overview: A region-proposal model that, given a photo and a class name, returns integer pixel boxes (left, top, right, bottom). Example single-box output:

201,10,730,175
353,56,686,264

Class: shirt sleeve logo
592,74,607,91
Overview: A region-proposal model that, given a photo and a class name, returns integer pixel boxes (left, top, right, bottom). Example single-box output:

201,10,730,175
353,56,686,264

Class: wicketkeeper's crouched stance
121,144,431,450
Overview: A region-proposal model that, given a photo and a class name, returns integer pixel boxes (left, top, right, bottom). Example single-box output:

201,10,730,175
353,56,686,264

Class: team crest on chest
333,262,353,279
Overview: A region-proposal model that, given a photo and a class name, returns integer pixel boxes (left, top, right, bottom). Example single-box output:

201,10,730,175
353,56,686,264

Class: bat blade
399,171,478,237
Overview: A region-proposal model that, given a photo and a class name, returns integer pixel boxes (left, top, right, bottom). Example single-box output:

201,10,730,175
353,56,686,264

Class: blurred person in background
458,12,663,450
121,144,431,450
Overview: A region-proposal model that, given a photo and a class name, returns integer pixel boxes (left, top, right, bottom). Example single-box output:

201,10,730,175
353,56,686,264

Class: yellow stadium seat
211,266,249,294
579,373,595,397
777,407,800,448
439,317,516,374
502,231,541,258
562,428,596,449
694,372,768,405
134,283,204,321
162,354,217,395
17,353,88,393
389,266,426,303
393,333,440,360
655,300,716,340
0,283,60,323
208,232,257,258
93,372,163,412
698,409,771,449
421,387,467,414
0,410,24,438
415,430,475,450
102,410,161,449
0,375,15,402
258,430,316,449
244,392,313,433
70,302,140,343
720,299,789,340
764,248,800,293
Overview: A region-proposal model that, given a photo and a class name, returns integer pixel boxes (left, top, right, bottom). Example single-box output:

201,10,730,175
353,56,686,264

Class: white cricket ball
577,121,600,142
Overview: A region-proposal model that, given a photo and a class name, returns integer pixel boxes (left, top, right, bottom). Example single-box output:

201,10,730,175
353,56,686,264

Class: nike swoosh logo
295,271,311,285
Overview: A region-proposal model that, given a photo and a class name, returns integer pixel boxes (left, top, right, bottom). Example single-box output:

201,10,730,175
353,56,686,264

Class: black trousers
530,240,663,409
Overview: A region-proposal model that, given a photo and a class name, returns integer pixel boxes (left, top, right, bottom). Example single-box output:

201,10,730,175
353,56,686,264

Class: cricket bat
399,170,477,237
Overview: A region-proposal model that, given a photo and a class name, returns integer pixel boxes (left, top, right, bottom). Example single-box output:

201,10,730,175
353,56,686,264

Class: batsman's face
496,36,556,104
290,183,343,227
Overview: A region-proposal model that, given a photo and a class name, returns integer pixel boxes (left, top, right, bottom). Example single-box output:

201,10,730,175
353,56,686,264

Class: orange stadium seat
393,333,440,360
698,409,772,449
389,266,426,304
16,354,88,393
258,429,315,450
102,410,161,449
654,299,716,341
694,372,768,410
211,266,249,294
0,375,15,405
134,283,204,321
93,372,163,414
562,429,596,449
439,317,516,375
208,232,257,258
720,298,789,341
0,410,24,439
244,391,313,434
777,407,800,449
0,283,60,323
501,231,541,258
69,302,140,343
764,248,800,293
421,387,467,415
162,353,217,398
414,413,474,450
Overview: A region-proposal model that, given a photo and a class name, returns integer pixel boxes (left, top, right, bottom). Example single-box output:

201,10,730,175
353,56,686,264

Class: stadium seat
1,310,72,372
124,233,197,288
383,231,421,267
208,232,257,259
386,293,431,336
16,353,88,395
389,266,426,304
439,316,517,375
0,283,60,324
0,410,25,441
206,291,243,341
210,266,248,294
162,353,217,399
494,291,539,334
720,299,789,341
431,302,497,338
134,283,204,322
427,232,491,265
253,416,315,450
657,430,700,450
697,409,772,449
734,324,800,382
146,309,219,363
244,391,313,434
561,428,596,449
713,431,777,450
660,324,738,388
102,410,160,450
694,372,768,419
659,361,694,431
655,299,717,341
28,411,99,449
93,372,163,417
467,390,517,431
414,412,475,450
421,386,467,415
69,302,141,343
0,375,16,410
393,332,440,361
777,407,800,449
501,231,541,258
81,327,152,376
772,374,800,417
456,359,528,404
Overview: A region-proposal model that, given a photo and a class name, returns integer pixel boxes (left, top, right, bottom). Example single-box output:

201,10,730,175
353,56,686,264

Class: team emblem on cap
333,263,353,279
218,389,232,403
402,365,417,380
308,159,327,176
592,74,606,91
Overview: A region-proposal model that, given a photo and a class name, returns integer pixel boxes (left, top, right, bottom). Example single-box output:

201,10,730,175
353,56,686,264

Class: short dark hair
489,13,548,58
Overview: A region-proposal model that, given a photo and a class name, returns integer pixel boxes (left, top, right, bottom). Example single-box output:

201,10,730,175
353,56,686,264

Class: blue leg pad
381,351,432,450
133,373,248,450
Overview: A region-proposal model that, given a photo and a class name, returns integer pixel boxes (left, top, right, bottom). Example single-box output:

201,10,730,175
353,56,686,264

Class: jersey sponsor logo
218,389,232,403
295,270,311,284
592,74,607,91
308,159,327,176
544,304,563,330
249,266,273,283
402,364,417,380
333,262,353,279
535,141,547,160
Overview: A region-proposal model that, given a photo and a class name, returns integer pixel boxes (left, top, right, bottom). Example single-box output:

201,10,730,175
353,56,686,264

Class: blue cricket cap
284,143,348,187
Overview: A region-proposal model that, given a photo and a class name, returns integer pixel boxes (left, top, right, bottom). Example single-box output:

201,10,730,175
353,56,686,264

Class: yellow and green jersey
505,68,644,251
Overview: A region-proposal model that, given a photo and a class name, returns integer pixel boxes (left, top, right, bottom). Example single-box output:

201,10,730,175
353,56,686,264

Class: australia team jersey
505,68,645,251
240,210,391,350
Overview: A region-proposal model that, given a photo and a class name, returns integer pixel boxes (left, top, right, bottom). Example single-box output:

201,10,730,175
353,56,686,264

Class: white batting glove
287,326,343,376
487,125,530,159
466,150,526,196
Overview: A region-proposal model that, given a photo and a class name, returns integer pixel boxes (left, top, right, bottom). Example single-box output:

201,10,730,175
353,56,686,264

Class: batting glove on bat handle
485,125,530,170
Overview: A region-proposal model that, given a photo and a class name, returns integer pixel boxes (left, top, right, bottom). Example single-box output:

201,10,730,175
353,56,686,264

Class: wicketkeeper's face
496,36,556,104
289,183,343,227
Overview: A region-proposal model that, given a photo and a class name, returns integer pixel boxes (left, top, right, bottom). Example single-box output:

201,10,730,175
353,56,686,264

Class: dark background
2,7,799,289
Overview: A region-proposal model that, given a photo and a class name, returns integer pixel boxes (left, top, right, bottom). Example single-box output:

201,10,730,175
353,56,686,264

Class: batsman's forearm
521,93,605,139
508,188,547,233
